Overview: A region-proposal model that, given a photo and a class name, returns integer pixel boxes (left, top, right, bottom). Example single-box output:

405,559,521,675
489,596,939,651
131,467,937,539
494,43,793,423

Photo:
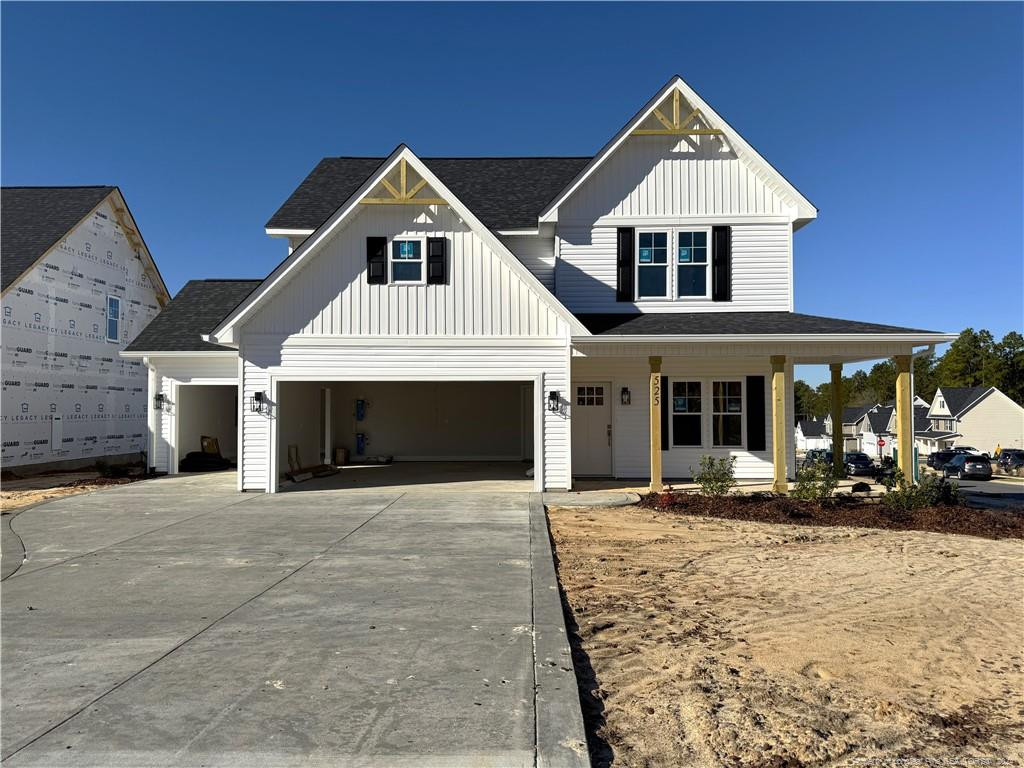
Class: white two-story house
122,76,955,492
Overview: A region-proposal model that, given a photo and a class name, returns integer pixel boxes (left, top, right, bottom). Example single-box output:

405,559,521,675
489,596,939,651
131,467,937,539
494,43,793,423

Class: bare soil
1,472,144,512
641,492,1024,540
549,504,1024,768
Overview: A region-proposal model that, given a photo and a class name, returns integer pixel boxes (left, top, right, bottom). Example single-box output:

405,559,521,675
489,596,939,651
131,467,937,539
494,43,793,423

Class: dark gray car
943,454,992,480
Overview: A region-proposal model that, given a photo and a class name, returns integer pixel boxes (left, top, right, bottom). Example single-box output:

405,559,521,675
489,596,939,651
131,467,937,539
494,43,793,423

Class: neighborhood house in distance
121,75,959,492
1,187,169,470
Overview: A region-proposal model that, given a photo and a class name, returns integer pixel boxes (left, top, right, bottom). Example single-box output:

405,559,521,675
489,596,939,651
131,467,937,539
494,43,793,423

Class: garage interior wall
176,385,237,461
277,380,532,467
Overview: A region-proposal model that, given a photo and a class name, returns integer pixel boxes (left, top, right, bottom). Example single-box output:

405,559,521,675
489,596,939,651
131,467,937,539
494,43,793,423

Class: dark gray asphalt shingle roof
575,312,939,336
1,186,115,292
938,386,990,417
843,404,877,425
124,280,261,353
798,418,826,437
866,406,895,433
266,157,592,232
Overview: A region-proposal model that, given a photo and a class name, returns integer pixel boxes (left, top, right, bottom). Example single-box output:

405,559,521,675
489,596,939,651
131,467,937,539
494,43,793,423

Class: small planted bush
791,462,839,503
692,455,736,497
881,469,963,513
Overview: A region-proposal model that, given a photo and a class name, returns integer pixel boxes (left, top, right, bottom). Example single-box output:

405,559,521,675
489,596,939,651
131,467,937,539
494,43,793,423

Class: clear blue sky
4,2,1021,385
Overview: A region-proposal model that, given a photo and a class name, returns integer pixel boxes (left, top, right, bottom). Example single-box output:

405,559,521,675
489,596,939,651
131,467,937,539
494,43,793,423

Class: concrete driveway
1,473,586,767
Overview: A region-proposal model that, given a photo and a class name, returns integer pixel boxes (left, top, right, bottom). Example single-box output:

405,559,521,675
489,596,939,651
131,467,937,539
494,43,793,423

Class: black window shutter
367,237,387,284
746,375,766,451
712,226,732,302
426,237,447,284
660,375,669,451
616,227,635,302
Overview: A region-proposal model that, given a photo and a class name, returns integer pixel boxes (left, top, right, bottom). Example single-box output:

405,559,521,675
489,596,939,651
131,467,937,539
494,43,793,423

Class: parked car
843,452,876,477
943,454,993,481
802,449,828,468
996,449,1024,471
952,445,980,453
926,450,958,471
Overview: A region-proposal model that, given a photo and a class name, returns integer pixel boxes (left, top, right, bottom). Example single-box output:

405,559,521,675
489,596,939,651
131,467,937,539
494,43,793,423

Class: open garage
275,380,536,491
174,384,237,472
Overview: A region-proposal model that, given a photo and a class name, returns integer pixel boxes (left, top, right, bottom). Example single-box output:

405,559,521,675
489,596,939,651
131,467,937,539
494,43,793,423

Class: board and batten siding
571,355,795,481
147,355,238,475
240,341,571,492
556,222,792,313
498,234,556,292
558,134,799,223
244,206,568,338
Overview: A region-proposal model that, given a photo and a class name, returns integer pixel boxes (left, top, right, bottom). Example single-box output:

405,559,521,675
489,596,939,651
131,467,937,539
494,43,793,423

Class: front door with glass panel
572,383,612,476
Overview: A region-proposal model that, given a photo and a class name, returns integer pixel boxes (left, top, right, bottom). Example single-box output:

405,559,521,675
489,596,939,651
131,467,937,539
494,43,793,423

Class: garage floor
281,460,535,493
0,472,584,767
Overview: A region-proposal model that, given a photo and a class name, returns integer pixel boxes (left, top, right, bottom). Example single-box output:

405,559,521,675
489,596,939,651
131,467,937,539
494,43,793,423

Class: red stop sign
878,438,886,447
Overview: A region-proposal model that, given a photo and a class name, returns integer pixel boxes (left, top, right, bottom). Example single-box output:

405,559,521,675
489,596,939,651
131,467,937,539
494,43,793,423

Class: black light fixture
250,391,268,414
620,387,631,406
547,390,560,413
152,392,166,411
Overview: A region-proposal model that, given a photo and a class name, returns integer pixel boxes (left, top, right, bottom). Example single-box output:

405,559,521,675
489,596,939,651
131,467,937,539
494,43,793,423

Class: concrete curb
542,491,641,508
529,494,590,768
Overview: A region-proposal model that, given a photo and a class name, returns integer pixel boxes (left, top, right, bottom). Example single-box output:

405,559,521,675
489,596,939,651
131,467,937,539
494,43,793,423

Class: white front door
572,382,612,476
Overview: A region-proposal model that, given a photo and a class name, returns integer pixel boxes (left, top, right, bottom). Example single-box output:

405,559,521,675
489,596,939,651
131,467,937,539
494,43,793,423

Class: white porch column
896,354,914,480
771,355,788,494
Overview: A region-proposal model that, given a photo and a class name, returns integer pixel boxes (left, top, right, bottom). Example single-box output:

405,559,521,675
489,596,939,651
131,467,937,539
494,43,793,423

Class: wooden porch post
830,363,844,476
896,354,914,480
771,355,788,494
649,356,663,493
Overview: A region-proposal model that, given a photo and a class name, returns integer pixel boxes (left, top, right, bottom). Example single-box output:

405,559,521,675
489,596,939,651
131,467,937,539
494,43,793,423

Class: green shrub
692,455,736,497
881,469,963,512
791,462,839,503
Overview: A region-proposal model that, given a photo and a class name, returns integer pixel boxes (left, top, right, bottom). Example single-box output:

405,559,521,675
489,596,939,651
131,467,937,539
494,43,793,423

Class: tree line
795,328,1024,421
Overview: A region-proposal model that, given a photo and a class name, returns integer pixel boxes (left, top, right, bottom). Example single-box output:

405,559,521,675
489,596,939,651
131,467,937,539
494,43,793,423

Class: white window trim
634,229,671,300
634,227,712,302
106,295,121,343
674,226,712,300
711,379,745,448
669,379,703,448
388,236,426,285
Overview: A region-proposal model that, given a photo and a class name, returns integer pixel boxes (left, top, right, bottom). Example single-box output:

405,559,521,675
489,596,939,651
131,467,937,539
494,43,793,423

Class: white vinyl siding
498,234,556,292
556,222,792,313
571,355,795,481
244,206,568,338
956,391,1024,453
558,134,799,222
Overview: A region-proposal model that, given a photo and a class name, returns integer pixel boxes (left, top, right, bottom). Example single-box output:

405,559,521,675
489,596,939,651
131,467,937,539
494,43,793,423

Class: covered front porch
570,329,955,493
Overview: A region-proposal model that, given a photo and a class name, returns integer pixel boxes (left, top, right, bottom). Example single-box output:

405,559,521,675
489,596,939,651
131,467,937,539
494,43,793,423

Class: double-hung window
676,230,709,298
636,232,669,298
671,381,702,446
390,238,424,284
712,381,743,447
106,296,120,343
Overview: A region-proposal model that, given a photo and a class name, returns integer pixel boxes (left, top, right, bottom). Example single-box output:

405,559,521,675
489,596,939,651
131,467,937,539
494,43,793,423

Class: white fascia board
496,228,540,236
265,228,314,238
211,145,590,342
572,332,959,345
539,75,818,224
110,188,171,304
120,349,239,359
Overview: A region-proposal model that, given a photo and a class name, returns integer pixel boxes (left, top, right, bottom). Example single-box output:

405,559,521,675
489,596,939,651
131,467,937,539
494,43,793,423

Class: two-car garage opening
275,380,536,491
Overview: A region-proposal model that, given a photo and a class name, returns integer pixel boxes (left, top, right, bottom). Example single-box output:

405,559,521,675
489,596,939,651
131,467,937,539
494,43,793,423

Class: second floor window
636,232,668,298
677,231,709,297
106,296,120,342
391,239,424,284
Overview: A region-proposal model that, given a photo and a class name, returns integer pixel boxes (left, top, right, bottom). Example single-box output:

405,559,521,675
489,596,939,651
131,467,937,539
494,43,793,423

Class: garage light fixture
152,393,166,411
547,390,560,413
250,391,269,415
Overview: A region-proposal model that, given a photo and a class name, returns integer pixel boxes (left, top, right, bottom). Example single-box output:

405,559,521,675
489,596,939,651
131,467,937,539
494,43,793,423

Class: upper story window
635,229,711,300
676,230,709,298
636,232,668,298
106,295,120,342
390,239,424,284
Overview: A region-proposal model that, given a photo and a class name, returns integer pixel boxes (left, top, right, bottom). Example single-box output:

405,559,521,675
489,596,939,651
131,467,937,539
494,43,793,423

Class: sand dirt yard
549,505,1024,768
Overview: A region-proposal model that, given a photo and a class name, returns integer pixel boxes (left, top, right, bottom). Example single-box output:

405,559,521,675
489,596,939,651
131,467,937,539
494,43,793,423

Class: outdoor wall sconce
250,391,269,415
152,393,166,411
620,387,631,406
547,390,560,413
